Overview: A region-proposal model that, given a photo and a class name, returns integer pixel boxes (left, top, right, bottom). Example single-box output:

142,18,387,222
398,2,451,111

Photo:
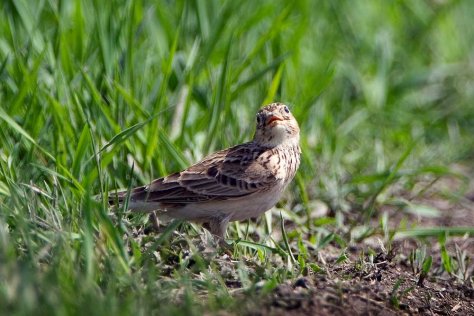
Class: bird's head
253,103,300,147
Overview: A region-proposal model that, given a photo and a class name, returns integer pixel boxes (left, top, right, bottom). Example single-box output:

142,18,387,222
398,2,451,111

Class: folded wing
111,143,277,205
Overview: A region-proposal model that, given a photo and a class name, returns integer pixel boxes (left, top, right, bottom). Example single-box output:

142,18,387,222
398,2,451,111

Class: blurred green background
1,0,473,314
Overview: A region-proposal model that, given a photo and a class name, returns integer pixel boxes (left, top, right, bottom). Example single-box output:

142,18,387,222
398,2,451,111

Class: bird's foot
217,237,235,256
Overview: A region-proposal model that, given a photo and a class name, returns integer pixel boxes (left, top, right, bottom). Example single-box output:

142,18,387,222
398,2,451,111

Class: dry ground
244,167,474,315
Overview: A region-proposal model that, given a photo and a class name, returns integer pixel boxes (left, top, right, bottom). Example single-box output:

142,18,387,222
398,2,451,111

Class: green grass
1,0,474,314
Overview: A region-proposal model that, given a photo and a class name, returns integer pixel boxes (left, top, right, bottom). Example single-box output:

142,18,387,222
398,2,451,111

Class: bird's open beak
266,114,284,126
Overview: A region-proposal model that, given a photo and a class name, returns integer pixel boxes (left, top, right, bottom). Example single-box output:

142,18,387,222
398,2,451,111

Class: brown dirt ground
241,166,474,316
245,241,474,315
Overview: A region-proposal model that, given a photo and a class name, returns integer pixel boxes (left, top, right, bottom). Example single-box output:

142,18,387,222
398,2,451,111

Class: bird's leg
149,211,160,230
203,215,232,249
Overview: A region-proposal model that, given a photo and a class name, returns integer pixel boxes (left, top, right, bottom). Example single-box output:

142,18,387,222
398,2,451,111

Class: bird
109,102,301,245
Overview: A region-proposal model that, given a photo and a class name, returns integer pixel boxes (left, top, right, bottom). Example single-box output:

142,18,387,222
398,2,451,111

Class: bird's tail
107,190,127,206
107,186,162,212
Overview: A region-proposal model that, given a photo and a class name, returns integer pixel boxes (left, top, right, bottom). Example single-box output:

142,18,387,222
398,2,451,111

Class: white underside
127,183,286,223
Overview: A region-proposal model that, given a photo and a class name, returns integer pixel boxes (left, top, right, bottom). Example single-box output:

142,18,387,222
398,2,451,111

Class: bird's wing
131,143,278,204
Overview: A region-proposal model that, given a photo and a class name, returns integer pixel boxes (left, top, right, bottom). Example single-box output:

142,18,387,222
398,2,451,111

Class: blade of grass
263,64,284,105
72,125,91,178
394,227,474,238
280,212,296,264
205,32,233,151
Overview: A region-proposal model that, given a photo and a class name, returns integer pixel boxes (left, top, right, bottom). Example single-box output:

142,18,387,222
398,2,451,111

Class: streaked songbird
109,102,301,244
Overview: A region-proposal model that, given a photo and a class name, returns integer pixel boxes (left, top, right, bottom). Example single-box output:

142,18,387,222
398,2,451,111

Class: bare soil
242,167,474,316
248,241,474,315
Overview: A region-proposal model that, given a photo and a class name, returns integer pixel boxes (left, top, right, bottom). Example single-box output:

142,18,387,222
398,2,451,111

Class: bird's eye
256,114,262,124
284,106,290,113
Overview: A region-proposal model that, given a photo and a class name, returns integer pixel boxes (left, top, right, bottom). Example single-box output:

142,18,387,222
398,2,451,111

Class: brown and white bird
109,102,301,243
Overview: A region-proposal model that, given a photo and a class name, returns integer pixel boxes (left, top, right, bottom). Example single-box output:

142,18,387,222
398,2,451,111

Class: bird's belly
227,191,281,221
169,186,284,222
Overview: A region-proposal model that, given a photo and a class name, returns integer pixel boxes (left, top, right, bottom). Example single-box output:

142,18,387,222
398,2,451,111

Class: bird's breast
259,143,300,182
